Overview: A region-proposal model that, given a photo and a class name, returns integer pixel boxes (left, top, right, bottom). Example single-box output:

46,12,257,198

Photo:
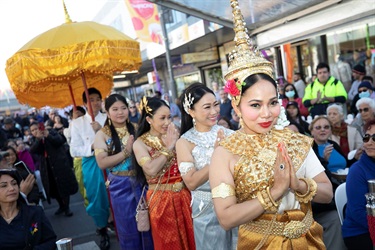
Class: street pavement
43,192,120,250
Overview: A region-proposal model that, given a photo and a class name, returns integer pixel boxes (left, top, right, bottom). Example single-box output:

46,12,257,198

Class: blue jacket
342,153,375,238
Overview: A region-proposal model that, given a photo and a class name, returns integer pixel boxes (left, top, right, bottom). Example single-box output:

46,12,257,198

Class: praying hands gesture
163,123,179,151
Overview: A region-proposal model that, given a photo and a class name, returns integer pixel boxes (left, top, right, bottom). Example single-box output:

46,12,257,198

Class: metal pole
158,5,177,100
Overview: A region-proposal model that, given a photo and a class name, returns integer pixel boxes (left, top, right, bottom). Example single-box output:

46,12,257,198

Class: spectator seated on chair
342,119,375,250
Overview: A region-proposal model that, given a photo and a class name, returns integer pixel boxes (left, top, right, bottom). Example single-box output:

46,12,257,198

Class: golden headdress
224,0,274,105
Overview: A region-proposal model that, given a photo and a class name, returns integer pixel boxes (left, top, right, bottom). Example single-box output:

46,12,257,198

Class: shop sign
181,50,218,64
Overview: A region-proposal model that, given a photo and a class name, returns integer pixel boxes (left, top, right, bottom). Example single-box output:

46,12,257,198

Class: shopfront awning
147,0,334,33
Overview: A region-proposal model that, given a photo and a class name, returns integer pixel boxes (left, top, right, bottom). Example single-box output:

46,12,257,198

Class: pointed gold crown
224,0,274,83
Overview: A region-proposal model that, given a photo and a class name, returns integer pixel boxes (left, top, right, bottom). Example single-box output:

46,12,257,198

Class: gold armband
257,189,278,212
139,156,151,167
94,148,107,156
295,178,317,203
212,183,235,199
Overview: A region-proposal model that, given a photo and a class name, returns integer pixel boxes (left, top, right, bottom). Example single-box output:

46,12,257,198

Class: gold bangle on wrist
257,189,278,212
266,186,279,207
295,178,317,203
122,149,130,158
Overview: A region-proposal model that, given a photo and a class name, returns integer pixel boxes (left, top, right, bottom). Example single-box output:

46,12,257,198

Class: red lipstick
259,121,272,128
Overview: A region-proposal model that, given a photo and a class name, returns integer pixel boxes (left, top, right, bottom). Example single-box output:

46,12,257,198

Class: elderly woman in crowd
310,116,347,173
327,104,363,162
351,97,375,137
342,119,375,250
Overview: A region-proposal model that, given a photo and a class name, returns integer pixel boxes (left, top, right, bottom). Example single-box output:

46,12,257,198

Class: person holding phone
2,146,40,205
29,122,78,216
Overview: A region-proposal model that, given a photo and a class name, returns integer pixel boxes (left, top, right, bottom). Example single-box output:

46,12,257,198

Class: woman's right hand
164,123,179,150
272,142,290,200
323,144,333,161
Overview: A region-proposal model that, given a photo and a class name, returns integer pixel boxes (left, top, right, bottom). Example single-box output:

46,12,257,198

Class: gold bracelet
139,156,151,167
159,149,173,161
212,183,235,199
94,148,107,156
266,186,279,207
122,149,130,158
257,189,278,212
295,178,317,203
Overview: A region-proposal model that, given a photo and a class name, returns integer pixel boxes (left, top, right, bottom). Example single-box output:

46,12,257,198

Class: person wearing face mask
282,83,309,117
358,81,375,100
350,77,374,116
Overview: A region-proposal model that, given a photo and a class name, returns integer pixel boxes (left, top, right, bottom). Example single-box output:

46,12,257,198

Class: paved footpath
43,193,120,250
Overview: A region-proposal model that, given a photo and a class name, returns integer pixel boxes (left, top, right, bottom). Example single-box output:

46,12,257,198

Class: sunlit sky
0,0,108,93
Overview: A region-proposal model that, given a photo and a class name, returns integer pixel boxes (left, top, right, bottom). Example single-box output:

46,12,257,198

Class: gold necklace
114,126,130,145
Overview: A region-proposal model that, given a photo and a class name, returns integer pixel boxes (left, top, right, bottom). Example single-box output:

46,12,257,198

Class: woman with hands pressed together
176,83,237,250
133,97,195,250
209,2,332,249
94,94,153,250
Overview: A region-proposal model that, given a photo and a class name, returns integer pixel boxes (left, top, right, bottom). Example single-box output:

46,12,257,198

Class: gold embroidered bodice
220,128,313,203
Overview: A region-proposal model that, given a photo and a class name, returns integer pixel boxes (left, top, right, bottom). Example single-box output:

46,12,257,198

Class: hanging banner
125,0,163,44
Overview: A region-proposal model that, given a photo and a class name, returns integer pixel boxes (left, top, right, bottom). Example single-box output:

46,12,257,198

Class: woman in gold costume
94,94,153,250
132,97,195,250
209,1,333,249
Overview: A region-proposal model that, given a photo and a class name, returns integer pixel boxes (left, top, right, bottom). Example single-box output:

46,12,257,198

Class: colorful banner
283,43,294,83
125,0,163,44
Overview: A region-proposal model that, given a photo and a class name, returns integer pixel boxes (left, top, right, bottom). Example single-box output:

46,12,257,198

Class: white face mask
285,90,295,98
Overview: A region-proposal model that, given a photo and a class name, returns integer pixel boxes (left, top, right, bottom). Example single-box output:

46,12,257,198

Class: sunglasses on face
314,125,330,130
359,107,370,113
363,134,375,143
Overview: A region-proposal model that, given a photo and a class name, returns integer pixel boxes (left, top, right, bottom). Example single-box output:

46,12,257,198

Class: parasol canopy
5,20,141,108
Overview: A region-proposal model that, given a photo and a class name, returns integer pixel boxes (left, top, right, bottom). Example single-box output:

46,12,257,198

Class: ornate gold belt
243,209,313,239
110,170,135,176
148,182,185,192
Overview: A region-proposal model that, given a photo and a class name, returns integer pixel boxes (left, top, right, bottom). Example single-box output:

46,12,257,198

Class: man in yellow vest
303,62,348,117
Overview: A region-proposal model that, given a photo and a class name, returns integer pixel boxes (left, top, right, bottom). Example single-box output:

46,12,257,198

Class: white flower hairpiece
183,93,194,114
274,99,290,130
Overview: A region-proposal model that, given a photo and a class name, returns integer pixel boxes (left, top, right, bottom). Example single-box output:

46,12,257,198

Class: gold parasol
5,1,141,119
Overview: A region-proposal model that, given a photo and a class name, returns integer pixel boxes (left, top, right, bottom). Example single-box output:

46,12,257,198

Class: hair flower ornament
224,79,245,105
274,99,290,130
183,93,194,114
140,96,153,115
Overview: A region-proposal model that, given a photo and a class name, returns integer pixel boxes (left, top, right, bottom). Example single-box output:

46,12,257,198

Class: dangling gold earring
238,114,244,128
108,119,112,126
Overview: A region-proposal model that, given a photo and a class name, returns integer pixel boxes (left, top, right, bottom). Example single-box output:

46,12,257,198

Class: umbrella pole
81,71,95,121
68,83,77,111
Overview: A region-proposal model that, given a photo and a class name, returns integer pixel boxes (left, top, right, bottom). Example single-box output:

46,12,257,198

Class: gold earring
238,114,244,128
108,119,112,126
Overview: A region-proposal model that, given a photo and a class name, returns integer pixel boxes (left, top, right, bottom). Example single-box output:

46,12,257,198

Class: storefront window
175,73,201,97
326,20,375,81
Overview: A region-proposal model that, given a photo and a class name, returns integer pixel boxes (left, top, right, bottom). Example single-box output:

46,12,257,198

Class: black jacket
0,204,56,250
